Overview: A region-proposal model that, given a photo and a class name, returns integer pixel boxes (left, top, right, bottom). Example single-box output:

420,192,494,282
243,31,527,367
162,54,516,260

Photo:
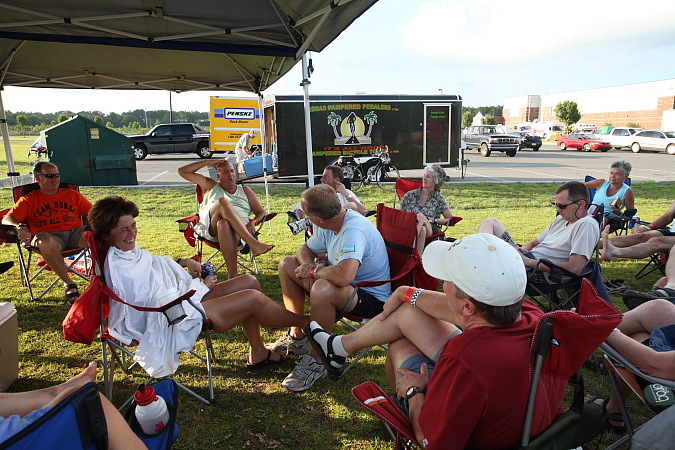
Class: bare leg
608,230,665,248
602,225,675,261
101,393,147,450
209,197,274,258
386,338,428,391
216,218,240,279
278,256,310,339
478,217,508,237
620,299,675,336
34,235,76,287
416,213,431,255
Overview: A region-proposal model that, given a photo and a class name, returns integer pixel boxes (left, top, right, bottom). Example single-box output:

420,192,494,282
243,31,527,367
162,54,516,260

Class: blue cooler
244,155,273,177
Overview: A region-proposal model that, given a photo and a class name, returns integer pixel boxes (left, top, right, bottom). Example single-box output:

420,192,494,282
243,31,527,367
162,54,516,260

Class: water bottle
631,215,641,228
134,384,170,435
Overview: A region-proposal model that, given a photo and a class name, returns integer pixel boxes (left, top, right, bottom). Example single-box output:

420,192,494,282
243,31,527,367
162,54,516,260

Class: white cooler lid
0,302,16,323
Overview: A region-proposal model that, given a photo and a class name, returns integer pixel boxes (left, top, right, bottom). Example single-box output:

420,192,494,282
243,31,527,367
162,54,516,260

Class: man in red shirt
306,234,561,450
2,162,92,302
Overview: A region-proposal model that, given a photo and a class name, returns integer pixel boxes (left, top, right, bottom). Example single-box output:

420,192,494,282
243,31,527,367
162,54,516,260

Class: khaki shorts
194,209,218,242
33,226,88,251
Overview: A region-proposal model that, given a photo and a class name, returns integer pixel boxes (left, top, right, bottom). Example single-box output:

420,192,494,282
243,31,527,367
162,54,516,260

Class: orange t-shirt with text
8,189,92,235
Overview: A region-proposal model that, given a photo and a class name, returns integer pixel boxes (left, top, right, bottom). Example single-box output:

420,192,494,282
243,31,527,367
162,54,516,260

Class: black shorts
659,228,675,237
348,289,385,318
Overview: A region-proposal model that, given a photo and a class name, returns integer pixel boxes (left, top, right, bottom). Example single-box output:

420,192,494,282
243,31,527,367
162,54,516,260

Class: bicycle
336,147,400,191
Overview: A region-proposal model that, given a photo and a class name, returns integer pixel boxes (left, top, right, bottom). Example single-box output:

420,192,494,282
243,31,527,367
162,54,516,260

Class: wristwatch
405,386,426,401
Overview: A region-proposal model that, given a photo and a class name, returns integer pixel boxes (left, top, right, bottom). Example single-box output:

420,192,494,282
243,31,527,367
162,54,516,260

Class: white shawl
104,244,211,378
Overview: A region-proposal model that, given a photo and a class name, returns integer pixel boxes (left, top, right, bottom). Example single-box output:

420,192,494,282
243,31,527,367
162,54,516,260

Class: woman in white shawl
88,196,309,377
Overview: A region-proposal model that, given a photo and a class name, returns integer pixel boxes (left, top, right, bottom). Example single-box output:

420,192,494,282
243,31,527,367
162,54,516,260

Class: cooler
244,155,273,177
0,302,18,391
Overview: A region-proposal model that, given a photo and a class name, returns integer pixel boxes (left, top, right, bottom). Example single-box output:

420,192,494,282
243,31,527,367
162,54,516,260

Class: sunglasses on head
552,200,579,210
38,173,60,178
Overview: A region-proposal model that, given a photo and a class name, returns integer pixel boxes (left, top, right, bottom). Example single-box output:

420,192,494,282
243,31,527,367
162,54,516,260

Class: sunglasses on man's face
38,173,60,178
552,200,579,210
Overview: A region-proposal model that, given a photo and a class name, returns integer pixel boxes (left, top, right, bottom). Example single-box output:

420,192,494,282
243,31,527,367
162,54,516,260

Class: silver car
630,130,675,155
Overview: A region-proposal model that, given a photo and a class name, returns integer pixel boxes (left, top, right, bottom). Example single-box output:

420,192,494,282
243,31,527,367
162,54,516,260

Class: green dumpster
42,115,137,186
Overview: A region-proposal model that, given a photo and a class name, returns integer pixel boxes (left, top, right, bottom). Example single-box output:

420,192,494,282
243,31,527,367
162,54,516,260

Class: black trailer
263,94,462,178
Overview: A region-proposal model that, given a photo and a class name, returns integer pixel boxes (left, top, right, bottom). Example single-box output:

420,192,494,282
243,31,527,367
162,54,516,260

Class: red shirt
419,302,559,450
8,189,92,234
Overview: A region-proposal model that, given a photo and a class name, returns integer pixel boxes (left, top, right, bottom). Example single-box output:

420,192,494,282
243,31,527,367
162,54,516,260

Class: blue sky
4,0,675,113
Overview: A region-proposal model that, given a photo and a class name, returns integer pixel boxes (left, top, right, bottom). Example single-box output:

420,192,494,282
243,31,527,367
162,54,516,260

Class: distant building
503,79,675,130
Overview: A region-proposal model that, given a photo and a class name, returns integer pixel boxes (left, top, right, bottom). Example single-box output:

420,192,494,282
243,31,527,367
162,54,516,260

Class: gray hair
610,160,632,176
33,161,57,175
424,164,446,191
453,283,523,327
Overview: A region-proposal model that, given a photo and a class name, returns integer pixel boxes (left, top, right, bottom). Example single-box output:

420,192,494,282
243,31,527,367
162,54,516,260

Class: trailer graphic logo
327,111,378,145
214,108,259,120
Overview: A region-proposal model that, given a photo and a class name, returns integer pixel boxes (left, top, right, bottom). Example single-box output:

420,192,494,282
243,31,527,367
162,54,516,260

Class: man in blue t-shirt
272,184,391,392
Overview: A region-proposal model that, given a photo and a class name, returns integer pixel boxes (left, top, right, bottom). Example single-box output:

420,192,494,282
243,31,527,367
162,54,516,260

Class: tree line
461,105,503,127
4,109,210,135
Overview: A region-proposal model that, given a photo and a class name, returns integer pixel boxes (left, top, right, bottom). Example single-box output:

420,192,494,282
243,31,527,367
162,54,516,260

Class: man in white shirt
288,165,367,235
478,181,599,277
234,130,256,173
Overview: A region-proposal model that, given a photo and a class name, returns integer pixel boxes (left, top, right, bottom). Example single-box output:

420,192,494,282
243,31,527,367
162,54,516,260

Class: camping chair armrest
446,216,462,226
538,259,585,284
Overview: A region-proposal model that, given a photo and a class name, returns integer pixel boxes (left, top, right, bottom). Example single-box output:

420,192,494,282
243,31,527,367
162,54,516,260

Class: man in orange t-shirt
2,162,92,302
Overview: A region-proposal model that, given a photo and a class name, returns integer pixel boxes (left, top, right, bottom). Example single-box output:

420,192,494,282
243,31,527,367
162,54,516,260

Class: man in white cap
306,233,563,450
235,130,257,173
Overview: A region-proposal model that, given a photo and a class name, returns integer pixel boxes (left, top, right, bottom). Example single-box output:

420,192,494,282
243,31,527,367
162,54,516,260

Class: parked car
510,131,542,151
629,130,675,154
599,127,643,149
129,123,212,160
462,125,519,157
558,134,612,152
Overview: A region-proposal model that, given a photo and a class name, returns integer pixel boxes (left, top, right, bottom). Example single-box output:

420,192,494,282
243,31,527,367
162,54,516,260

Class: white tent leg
258,93,273,236
301,53,315,186
0,90,19,187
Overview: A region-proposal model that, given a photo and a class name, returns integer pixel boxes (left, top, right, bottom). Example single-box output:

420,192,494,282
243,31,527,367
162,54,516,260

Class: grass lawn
1,137,673,449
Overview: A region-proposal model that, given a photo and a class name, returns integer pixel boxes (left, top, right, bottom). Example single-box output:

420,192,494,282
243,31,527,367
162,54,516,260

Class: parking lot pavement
133,145,675,186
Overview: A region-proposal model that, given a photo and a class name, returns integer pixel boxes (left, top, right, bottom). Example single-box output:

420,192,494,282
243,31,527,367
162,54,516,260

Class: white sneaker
266,332,311,356
282,354,328,392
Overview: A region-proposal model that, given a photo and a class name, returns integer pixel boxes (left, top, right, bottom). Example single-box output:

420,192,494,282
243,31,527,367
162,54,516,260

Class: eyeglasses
38,173,60,178
552,200,580,210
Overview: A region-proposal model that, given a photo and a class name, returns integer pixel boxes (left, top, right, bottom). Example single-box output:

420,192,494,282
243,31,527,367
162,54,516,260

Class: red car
558,133,612,152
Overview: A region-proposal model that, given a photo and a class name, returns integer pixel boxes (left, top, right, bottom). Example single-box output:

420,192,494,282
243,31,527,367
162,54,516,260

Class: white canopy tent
0,0,378,187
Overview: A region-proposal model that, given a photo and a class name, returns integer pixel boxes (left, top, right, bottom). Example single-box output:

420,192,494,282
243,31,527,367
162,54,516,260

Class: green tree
58,113,69,123
626,122,641,128
16,114,28,136
462,110,473,128
106,122,115,128
554,100,581,134
481,115,497,125
94,115,103,125
327,112,342,138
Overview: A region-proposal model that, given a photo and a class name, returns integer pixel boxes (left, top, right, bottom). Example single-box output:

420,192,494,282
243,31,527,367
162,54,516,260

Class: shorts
347,289,385,319
650,324,675,353
33,226,88,250
658,228,675,237
395,329,462,416
194,209,218,242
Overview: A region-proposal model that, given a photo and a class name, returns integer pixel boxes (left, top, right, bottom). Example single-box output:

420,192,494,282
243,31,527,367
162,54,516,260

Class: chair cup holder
160,301,187,325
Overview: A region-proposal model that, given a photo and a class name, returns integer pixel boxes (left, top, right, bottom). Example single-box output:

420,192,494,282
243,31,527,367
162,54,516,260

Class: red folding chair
63,231,215,406
352,279,622,449
1,182,91,301
176,184,276,276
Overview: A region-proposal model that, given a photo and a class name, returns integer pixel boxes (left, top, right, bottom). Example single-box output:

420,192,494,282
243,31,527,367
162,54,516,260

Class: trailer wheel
480,143,491,157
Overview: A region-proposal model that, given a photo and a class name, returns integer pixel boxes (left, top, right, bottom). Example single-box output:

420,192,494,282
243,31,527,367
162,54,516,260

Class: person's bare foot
57,362,97,395
601,225,616,261
252,243,275,258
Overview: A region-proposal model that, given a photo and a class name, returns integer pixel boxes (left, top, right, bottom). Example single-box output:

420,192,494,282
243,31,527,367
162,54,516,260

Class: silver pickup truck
462,125,519,157
597,127,642,150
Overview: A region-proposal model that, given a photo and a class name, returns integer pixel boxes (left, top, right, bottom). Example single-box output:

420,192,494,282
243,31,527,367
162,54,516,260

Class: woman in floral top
400,164,455,253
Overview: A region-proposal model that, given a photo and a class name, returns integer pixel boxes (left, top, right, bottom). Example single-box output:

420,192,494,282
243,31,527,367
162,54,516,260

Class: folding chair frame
600,342,675,450
2,182,91,301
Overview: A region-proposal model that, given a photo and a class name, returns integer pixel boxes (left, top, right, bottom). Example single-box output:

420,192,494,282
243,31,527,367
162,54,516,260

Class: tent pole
301,53,314,186
258,93,273,236
0,90,18,187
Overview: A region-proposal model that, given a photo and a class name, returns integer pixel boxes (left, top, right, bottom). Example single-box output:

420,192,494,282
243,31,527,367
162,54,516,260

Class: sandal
65,283,80,304
245,350,289,369
586,396,626,433
604,279,630,294
584,355,608,374
306,322,346,377
623,287,675,310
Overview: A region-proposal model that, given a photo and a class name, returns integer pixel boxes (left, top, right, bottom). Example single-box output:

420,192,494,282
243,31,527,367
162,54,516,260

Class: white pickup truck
599,127,642,149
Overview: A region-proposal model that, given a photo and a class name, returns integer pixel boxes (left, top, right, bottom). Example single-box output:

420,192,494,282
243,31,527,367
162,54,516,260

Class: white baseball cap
422,233,527,306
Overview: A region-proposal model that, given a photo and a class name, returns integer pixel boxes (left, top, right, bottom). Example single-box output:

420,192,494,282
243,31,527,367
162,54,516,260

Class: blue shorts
650,324,675,352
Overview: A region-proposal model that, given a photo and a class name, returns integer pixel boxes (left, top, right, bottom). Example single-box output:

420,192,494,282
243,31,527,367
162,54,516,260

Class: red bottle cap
134,384,158,406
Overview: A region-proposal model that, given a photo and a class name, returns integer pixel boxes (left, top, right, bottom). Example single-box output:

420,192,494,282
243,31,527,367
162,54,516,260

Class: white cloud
400,0,675,63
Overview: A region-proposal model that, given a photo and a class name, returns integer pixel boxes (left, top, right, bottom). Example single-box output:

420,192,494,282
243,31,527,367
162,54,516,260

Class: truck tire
196,143,213,159
667,144,675,155
480,143,491,157
133,145,148,161
559,142,567,150
631,142,641,153
506,150,517,157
